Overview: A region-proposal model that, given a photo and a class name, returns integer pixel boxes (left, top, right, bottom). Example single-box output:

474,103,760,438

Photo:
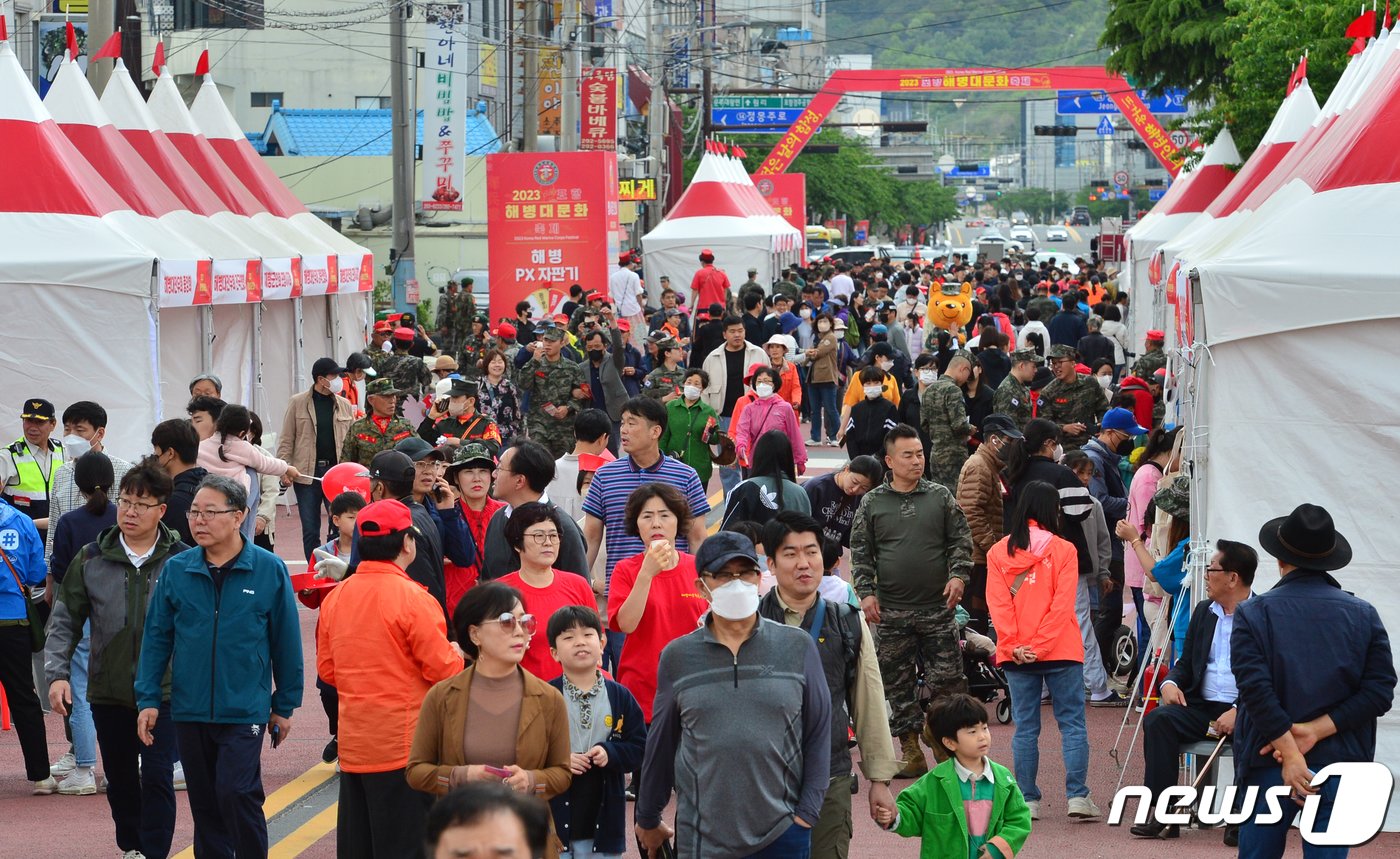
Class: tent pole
200,305,214,373
252,302,265,417
149,264,163,425
327,294,341,365
293,297,307,393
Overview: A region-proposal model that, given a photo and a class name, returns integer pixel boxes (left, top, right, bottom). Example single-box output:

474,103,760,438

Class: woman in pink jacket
733,366,807,474
196,403,301,492
1123,427,1178,651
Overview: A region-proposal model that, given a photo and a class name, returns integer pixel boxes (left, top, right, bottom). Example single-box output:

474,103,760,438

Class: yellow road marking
268,804,338,858
953,226,964,245
1067,226,1083,243
170,762,337,859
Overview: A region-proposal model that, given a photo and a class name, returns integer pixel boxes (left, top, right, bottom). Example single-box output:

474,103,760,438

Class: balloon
321,462,371,503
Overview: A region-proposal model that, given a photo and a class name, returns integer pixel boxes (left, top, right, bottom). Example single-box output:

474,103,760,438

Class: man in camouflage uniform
919,352,974,491
640,337,687,402
518,327,588,459
457,314,490,380
417,378,503,456
851,424,972,779
770,271,800,304
436,281,462,356
1039,343,1108,452
379,327,433,407
993,349,1042,431
341,379,417,466
366,320,395,375
1131,329,1167,380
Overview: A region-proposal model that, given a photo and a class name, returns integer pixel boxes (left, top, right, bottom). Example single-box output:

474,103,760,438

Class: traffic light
1033,125,1079,136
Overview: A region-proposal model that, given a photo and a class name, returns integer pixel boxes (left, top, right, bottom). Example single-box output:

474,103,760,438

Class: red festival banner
751,172,806,256
486,152,620,318
580,67,617,152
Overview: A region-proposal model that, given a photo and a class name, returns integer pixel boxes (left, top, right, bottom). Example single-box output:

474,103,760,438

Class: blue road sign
1148,188,1167,201
940,165,990,177
1096,116,1115,136
709,107,806,132
1057,89,1188,115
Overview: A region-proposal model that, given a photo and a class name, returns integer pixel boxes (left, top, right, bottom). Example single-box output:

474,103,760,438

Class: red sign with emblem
752,173,806,257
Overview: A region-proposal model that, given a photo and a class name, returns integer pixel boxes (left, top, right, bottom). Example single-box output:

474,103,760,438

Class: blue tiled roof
258,107,502,158
244,132,267,154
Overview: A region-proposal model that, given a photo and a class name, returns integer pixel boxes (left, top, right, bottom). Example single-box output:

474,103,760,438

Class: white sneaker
173,761,186,791
31,776,58,795
57,767,97,796
1025,800,1041,820
50,751,77,778
1067,796,1101,819
123,851,148,859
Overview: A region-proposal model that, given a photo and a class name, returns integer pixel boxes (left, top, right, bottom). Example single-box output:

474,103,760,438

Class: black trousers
337,768,432,859
0,624,49,780
176,721,269,859
92,702,178,859
317,677,339,737
1141,698,1233,798
1093,558,1126,673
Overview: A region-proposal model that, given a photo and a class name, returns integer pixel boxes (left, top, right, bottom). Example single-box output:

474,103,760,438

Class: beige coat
277,388,354,473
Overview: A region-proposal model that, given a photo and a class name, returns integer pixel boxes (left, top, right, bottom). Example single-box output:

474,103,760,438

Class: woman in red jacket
986,480,1098,822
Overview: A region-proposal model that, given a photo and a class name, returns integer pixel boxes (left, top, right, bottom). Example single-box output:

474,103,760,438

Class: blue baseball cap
694,531,760,574
1101,407,1148,436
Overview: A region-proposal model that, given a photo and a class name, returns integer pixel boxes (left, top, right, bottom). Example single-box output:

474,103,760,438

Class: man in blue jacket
1232,504,1396,859
136,475,303,857
0,495,51,793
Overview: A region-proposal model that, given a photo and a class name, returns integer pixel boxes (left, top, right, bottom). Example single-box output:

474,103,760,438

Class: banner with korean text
580,67,617,151
752,172,806,256
421,3,467,211
487,152,619,318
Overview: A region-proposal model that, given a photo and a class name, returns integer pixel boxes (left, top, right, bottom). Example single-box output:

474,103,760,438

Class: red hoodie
986,524,1083,667
1117,376,1155,430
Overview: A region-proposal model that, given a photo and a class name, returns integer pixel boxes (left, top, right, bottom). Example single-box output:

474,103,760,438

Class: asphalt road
948,220,1094,267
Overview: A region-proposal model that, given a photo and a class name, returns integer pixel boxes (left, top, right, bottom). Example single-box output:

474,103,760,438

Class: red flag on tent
1349,35,1367,54
195,49,210,76
1386,0,1392,30
152,41,165,75
1346,9,1376,37
92,29,122,60
1287,54,1308,94
65,21,78,58
1,10,8,42
732,144,747,158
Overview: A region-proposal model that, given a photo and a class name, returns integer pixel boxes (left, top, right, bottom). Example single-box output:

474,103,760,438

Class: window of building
356,96,392,110
250,92,283,108
175,0,263,30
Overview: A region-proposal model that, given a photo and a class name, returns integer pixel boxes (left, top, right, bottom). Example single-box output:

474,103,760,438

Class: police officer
417,378,502,455
1039,344,1108,452
919,353,973,491
2,398,64,535
641,337,688,402
993,349,1042,432
340,379,417,467
519,327,588,459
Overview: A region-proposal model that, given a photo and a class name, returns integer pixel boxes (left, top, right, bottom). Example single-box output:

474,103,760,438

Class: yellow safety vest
4,438,62,518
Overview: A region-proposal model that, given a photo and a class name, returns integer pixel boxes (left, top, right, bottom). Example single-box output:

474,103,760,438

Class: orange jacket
985,525,1084,667
317,560,465,773
773,360,802,410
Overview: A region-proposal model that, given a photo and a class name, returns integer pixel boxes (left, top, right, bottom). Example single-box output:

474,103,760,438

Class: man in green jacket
135,474,303,858
46,459,187,859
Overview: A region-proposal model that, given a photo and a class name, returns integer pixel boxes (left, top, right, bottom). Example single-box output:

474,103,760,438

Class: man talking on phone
135,475,303,858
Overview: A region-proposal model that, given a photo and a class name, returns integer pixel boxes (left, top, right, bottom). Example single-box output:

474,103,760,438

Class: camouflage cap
1047,344,1078,361
446,441,498,474
1009,348,1041,364
656,337,681,351
1152,474,1190,520
540,326,566,341
365,378,402,397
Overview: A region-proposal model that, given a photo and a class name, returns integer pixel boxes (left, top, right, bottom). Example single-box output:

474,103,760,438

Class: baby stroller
913,621,1011,724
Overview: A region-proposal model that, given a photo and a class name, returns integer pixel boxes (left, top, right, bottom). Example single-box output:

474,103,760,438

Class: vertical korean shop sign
487,152,619,318
752,172,806,256
580,67,617,151
422,3,467,211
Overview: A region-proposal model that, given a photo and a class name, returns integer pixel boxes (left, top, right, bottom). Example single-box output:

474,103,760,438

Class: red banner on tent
158,260,215,307
486,152,619,317
580,67,617,152
752,172,806,256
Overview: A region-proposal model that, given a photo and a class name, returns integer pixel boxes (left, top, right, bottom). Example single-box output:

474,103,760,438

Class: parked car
825,246,892,265
966,218,987,228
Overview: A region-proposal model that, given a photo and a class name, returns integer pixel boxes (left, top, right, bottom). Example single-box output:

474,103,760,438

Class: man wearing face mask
417,379,502,454
279,358,356,561
43,402,133,590
636,531,831,859
897,354,939,460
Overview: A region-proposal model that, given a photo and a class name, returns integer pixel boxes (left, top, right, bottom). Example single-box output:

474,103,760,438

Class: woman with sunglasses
494,502,597,681
408,582,571,857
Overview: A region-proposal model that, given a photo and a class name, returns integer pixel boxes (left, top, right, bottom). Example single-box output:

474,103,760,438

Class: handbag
0,544,45,653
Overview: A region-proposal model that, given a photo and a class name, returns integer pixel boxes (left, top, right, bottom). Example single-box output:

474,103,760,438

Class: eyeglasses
523,530,560,545
117,498,163,513
186,509,238,521
480,613,537,636
701,568,762,583
415,461,447,472
1205,566,1231,575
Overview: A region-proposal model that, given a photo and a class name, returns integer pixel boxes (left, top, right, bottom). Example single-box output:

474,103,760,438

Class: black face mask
588,349,605,362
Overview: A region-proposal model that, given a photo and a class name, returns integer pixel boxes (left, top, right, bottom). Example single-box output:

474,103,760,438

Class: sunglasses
480,613,537,636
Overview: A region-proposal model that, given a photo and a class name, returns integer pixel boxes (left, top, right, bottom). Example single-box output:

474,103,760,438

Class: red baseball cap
494,323,517,339
373,320,392,333
617,320,631,332
392,326,415,341
356,499,414,538
586,291,604,302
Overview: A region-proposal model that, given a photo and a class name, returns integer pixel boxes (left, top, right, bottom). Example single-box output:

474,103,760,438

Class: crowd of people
0,245,1392,859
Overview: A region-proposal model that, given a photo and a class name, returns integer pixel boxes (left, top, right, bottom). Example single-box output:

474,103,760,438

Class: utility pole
522,0,540,150
699,0,712,140
559,0,580,150
647,0,666,230
389,0,416,310
86,0,114,93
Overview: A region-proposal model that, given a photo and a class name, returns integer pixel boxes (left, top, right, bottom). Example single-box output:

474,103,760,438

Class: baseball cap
1101,407,1148,436
365,378,401,397
617,320,631,332
541,327,566,342
345,352,377,377
980,413,1024,440
694,531,761,575
373,320,393,333
495,323,517,340
20,398,55,420
656,337,680,351
745,362,768,382
586,290,604,302
395,436,446,462
871,323,889,336
1009,349,1040,364
311,357,347,380
392,326,415,342
356,499,415,538
367,450,416,483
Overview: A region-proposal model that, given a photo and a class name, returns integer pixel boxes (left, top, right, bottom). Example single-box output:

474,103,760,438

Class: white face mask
1053,443,1065,462
683,385,702,401
799,307,812,319
918,369,938,386
706,579,760,620
863,384,884,399
448,399,468,417
878,360,894,372
1096,375,1111,390
754,383,775,399
328,376,345,395
61,434,91,460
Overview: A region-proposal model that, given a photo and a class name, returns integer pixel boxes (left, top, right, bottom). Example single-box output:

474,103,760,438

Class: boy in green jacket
877,693,1032,859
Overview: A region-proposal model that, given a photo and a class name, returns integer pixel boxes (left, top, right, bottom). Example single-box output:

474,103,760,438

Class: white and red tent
641,145,802,303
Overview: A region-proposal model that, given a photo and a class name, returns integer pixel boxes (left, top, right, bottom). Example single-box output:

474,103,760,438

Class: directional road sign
1057,89,1188,115
1148,188,1167,201
1096,116,1115,136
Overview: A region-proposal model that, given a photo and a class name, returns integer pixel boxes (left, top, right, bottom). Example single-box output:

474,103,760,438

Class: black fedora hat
1258,503,1352,571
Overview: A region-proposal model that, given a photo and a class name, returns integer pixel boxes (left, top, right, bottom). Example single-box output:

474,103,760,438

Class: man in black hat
2,397,63,534
1231,504,1396,858
416,378,501,454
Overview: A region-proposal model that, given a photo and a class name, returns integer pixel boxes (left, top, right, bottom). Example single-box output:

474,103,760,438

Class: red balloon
321,461,371,503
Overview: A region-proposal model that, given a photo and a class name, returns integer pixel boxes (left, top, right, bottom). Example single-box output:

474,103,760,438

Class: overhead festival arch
755,66,1187,177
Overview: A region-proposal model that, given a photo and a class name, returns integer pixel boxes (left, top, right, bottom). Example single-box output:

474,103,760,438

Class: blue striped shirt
581,453,710,583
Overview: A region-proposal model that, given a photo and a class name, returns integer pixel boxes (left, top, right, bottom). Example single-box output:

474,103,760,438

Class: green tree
1100,0,1230,103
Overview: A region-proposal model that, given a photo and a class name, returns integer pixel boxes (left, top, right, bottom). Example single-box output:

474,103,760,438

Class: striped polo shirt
581,452,710,585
